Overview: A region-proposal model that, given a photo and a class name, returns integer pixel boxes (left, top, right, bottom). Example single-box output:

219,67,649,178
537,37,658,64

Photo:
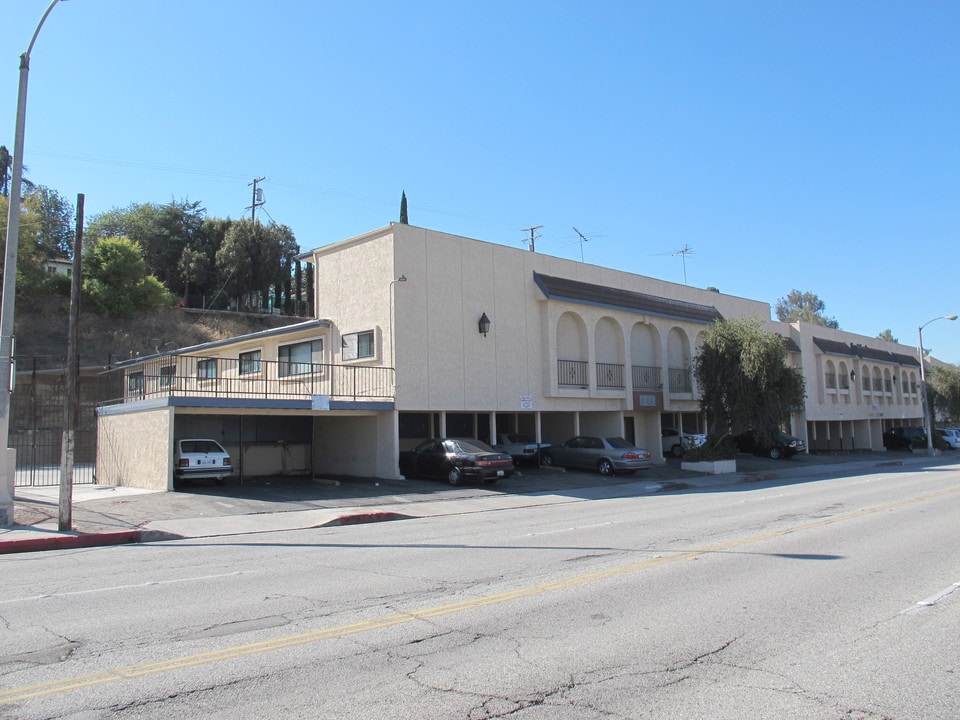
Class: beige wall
97,407,174,490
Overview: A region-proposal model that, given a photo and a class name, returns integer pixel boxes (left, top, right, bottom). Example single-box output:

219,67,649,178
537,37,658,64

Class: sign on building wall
520,396,534,409
633,391,663,411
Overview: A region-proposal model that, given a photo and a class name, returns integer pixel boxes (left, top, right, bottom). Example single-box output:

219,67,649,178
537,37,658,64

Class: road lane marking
3,484,959,705
902,581,960,614
0,572,253,606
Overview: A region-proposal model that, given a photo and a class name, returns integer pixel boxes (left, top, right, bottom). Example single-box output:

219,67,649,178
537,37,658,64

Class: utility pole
59,193,83,530
247,177,265,223
521,225,542,252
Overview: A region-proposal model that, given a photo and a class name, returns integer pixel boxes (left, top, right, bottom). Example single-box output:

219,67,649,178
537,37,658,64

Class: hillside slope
14,296,305,371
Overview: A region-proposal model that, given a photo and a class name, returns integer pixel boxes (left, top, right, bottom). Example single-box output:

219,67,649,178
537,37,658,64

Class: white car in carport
661,428,707,457
174,439,232,486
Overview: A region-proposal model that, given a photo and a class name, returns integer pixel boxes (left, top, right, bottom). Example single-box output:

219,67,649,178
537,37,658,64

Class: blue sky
4,1,959,361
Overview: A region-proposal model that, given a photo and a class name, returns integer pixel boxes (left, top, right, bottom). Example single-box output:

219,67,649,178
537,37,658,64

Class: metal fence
98,355,396,407
11,363,97,487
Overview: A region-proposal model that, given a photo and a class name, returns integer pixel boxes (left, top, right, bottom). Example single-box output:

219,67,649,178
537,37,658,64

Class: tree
877,329,898,343
215,220,298,311
86,199,206,295
775,290,839,329
0,185,74,295
694,317,806,452
400,191,408,224
930,364,960,425
83,236,175,317
0,144,35,197
0,145,9,197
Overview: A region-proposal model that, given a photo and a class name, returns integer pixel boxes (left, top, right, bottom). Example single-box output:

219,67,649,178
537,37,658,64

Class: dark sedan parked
733,430,806,459
540,436,653,476
399,438,515,485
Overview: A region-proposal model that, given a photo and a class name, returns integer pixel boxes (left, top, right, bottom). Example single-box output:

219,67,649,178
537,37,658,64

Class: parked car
882,426,927,451
399,438,515,485
660,428,707,457
939,428,960,450
733,430,806,459
539,436,653,476
174,438,232,486
494,433,551,464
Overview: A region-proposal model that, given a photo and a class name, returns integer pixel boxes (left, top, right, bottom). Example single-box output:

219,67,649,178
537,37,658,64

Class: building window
279,340,321,377
197,358,217,380
341,330,376,361
239,350,261,375
159,365,175,388
127,371,144,397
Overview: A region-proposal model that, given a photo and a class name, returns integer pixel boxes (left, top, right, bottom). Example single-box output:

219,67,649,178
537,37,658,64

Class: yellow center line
4,484,957,705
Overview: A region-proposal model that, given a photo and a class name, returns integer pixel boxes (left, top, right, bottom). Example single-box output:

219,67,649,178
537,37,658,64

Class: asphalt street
3,449,947,554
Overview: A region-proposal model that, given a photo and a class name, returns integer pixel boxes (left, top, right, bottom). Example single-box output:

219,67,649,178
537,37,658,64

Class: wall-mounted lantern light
478,312,491,337
850,370,856,382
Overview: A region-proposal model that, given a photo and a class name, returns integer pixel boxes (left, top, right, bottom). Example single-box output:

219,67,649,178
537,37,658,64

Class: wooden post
58,193,83,531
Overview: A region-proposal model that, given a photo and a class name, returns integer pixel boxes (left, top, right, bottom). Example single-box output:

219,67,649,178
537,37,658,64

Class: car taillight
223,458,231,466
620,452,640,460
178,458,189,468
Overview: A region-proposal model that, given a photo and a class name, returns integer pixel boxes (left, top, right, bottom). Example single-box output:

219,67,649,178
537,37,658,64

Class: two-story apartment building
96,223,929,489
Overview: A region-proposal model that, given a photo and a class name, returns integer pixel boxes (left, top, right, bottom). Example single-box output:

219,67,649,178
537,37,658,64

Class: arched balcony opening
556,312,589,388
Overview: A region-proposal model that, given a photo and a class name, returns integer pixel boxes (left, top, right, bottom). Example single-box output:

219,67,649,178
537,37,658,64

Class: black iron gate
10,361,96,487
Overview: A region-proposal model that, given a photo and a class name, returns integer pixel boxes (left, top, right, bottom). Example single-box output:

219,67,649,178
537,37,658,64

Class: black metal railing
668,367,692,393
558,359,589,387
98,355,396,407
596,362,625,389
632,365,661,390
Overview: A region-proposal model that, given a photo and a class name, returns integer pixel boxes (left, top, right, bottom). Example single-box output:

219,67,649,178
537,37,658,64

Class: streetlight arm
26,0,64,61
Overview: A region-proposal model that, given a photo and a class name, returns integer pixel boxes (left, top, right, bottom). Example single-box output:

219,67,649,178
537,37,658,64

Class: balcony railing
668,367,692,393
558,359,589,387
596,362,625,389
632,365,661,390
98,355,395,407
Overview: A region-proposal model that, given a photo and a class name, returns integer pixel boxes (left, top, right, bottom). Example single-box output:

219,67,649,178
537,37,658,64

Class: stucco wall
97,407,173,490
313,412,400,479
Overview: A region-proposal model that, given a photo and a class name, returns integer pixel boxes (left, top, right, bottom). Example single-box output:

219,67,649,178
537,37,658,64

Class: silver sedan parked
539,436,653,476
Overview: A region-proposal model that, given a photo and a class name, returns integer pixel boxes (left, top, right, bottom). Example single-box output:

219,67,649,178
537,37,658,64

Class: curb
321,511,411,527
0,529,141,555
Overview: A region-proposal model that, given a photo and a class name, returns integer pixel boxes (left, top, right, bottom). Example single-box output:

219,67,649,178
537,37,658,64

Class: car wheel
540,453,555,467
447,467,462,485
671,444,683,458
598,458,615,476
769,447,782,460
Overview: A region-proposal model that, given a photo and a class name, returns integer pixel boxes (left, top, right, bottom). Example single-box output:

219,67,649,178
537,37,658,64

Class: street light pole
0,0,66,527
917,314,958,455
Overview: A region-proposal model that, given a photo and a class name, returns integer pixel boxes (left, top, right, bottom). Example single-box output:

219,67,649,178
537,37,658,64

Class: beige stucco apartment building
96,223,927,489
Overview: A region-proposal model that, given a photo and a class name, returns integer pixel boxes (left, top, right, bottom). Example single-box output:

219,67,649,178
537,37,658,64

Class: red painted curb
0,530,141,555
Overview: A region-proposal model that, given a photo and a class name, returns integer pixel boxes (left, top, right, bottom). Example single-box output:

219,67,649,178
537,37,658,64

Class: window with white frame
279,340,322,377
239,350,262,375
197,358,217,380
341,330,376,361
159,365,175,388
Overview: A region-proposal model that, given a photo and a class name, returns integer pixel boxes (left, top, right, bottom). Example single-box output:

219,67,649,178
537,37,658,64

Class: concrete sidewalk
1,451,949,554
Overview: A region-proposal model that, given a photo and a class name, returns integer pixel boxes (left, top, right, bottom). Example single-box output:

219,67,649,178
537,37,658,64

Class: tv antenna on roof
572,226,598,262
520,225,542,252
673,244,694,285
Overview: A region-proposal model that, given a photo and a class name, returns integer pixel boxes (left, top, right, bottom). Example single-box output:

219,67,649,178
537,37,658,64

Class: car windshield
605,437,633,449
